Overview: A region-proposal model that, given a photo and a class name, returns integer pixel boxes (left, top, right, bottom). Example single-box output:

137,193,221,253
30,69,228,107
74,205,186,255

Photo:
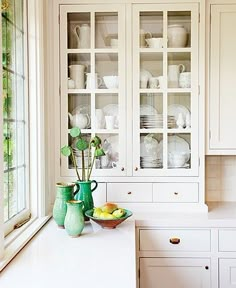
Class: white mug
149,77,159,88
105,115,116,129
86,73,102,89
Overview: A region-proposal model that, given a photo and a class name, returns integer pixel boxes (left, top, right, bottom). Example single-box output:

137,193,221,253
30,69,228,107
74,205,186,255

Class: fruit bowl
85,209,133,229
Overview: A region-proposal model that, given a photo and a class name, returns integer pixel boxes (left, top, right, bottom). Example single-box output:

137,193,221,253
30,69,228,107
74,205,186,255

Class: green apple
93,207,102,218
99,212,116,219
101,202,118,214
112,208,126,218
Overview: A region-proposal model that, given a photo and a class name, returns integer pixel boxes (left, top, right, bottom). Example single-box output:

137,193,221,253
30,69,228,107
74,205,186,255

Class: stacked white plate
140,115,176,129
140,156,163,168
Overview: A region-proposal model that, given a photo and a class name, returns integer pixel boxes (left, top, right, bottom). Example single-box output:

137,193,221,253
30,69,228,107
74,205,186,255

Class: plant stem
71,150,81,181
86,143,91,181
88,154,96,181
82,150,85,181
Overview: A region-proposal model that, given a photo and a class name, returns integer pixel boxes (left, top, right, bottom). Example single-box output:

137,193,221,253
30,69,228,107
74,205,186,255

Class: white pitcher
168,64,185,88
69,64,86,89
73,24,90,49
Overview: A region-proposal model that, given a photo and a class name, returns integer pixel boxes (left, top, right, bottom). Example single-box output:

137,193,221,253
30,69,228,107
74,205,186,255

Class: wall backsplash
206,156,236,201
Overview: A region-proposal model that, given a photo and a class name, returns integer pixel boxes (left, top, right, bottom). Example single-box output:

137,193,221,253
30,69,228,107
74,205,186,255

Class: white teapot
68,113,90,129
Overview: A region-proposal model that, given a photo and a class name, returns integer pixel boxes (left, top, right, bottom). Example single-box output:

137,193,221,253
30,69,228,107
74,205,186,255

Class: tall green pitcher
53,182,77,228
74,180,98,220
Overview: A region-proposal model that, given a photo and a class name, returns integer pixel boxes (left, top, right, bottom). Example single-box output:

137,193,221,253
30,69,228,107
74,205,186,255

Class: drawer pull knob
134,167,138,171
127,191,132,195
169,238,180,244
121,167,124,171
205,266,209,270
174,192,178,195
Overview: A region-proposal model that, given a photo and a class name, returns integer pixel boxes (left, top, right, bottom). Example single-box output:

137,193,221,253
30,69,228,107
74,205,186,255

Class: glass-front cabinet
132,4,199,176
60,5,126,177
59,3,199,178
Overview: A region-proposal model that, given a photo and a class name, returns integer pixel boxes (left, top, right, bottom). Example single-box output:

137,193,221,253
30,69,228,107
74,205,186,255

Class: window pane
2,0,26,223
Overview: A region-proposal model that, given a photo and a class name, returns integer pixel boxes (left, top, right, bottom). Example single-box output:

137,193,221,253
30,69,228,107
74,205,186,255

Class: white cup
105,115,115,129
168,152,186,167
103,76,119,89
110,38,118,48
157,76,164,89
179,72,191,88
145,37,164,48
86,73,102,89
149,77,159,88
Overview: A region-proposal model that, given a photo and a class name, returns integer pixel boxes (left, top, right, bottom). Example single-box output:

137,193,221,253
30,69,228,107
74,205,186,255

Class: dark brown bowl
85,209,132,229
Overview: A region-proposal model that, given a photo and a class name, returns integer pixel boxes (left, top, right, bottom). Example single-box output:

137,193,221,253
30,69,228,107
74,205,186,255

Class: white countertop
0,219,136,288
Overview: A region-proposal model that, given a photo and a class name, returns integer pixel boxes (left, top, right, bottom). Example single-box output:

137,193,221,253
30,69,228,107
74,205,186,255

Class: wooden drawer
219,230,236,251
153,182,199,203
139,229,211,252
107,183,152,202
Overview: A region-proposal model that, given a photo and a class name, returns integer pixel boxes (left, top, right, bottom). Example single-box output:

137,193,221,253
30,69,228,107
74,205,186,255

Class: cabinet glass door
133,4,199,176
60,5,126,177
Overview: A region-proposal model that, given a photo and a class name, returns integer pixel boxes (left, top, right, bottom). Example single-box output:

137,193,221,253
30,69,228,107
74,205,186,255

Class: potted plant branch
60,127,105,218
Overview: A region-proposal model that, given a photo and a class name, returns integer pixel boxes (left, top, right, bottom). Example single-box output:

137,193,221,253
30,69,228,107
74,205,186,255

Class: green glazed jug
64,200,85,237
53,182,78,228
74,180,98,220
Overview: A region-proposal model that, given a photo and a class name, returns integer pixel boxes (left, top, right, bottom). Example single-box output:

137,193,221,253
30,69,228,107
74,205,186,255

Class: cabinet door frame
59,4,127,178
132,3,199,177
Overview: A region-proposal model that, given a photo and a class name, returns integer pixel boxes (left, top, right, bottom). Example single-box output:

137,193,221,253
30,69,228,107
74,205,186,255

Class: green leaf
70,127,81,138
94,148,105,157
90,136,102,147
61,146,72,157
76,138,89,151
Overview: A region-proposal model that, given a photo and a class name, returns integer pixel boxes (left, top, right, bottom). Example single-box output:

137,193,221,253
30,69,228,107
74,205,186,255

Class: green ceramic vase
74,180,98,220
53,182,77,228
64,200,85,237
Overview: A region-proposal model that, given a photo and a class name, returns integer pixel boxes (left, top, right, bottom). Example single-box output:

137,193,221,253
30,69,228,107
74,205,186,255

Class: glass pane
140,11,163,48
167,11,191,48
140,133,163,169
95,53,119,89
168,93,191,129
95,12,118,49
96,133,119,169
67,12,91,49
140,93,163,129
167,52,191,88
95,94,118,130
167,133,191,169
68,94,91,129
140,53,163,89
68,53,90,89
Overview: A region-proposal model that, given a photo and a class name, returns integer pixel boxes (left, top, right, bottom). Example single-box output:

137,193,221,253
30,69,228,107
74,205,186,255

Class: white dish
168,163,190,169
140,69,152,79
140,104,158,115
168,135,190,162
168,104,190,123
103,104,119,128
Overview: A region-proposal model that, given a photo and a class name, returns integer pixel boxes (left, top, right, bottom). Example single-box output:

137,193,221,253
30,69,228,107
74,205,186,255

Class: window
2,0,29,233
0,0,50,269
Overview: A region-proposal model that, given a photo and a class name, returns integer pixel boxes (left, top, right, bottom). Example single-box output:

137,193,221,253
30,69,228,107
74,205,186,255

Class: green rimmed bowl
85,209,132,229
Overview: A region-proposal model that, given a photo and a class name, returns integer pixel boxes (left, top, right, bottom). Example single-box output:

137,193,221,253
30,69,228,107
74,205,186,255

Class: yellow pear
100,212,116,220
101,202,118,214
93,207,102,218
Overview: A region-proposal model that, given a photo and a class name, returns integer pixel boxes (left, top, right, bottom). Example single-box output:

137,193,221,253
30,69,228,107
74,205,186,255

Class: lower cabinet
219,259,236,288
140,257,211,288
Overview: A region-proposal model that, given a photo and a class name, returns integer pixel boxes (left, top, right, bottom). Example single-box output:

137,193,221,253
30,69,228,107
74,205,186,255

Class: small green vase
53,182,77,228
64,200,85,237
74,180,98,220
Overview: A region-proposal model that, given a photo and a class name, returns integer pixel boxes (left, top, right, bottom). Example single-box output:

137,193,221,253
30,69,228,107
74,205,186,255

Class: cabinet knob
169,237,180,244
121,167,124,171
127,191,132,195
174,192,179,195
134,167,138,171
205,266,209,270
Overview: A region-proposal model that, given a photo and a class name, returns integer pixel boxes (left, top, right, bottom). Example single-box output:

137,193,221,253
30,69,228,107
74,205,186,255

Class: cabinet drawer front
153,183,199,203
219,230,236,251
139,229,211,252
107,183,152,202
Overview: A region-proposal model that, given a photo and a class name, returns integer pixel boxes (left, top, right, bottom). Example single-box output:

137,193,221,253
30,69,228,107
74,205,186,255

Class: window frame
0,0,51,270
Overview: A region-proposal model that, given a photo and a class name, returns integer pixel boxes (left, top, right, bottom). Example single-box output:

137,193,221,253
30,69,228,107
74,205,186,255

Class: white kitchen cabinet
207,4,236,154
140,257,211,288
55,0,206,212
219,259,236,288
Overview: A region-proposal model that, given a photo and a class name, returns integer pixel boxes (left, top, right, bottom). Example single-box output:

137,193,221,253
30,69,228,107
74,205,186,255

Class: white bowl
103,76,119,89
